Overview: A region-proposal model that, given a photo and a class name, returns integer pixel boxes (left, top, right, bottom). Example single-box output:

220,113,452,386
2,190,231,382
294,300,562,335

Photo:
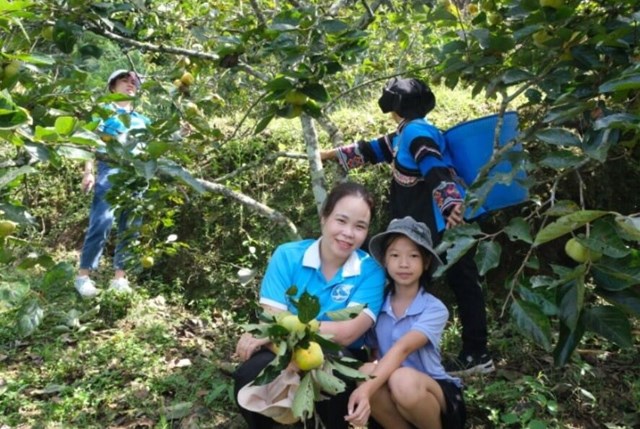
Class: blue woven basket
444,112,528,213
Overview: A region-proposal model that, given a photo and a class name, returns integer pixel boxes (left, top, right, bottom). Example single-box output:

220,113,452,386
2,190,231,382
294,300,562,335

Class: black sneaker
445,352,495,375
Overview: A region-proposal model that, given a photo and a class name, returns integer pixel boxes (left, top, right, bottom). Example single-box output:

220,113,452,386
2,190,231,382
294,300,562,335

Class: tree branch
249,0,266,27
301,115,327,215
236,63,270,82
328,0,352,16
87,22,220,62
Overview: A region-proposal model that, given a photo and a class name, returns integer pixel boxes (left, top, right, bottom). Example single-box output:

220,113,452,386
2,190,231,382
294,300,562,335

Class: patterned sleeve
335,132,396,171
409,136,463,215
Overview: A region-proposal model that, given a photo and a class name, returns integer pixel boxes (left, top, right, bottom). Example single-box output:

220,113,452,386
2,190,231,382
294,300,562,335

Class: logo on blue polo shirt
331,284,355,302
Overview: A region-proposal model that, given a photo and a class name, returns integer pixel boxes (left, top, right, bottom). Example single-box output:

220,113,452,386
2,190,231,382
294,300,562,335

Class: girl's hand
234,333,270,362
345,384,372,427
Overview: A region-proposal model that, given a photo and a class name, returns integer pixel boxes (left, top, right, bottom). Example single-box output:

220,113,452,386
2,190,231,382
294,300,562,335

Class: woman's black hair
321,181,375,220
380,233,433,297
378,77,436,120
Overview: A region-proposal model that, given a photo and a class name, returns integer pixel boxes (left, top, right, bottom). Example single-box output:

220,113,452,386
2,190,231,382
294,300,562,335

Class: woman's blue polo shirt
259,239,385,326
372,290,462,387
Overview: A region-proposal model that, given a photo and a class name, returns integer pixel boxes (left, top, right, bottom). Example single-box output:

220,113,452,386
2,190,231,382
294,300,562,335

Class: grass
0,282,240,429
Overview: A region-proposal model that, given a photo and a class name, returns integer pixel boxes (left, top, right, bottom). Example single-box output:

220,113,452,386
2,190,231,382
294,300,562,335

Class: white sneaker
109,277,132,293
75,276,99,298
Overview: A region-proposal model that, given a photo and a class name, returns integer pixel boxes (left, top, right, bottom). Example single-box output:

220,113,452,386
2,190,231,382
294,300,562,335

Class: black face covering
377,77,436,120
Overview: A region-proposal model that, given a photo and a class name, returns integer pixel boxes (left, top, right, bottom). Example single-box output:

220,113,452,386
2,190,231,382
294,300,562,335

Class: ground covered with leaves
1,276,638,429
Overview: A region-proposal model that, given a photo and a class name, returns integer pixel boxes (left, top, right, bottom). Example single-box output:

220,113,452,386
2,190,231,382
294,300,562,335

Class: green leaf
543,102,593,124
54,116,76,135
17,299,44,337
0,165,35,190
528,419,548,429
583,305,633,348
0,90,31,130
302,101,322,118
615,214,640,242
96,92,136,104
327,360,368,381
533,210,609,246
544,200,580,217
517,286,558,316
582,128,618,163
553,316,585,366
254,114,274,134
592,255,640,291
297,292,320,323
599,74,640,93
557,280,584,331
78,44,103,58
501,68,533,84
538,150,586,170
535,128,581,147
11,53,55,65
265,76,295,92
53,20,77,54
595,288,640,317
0,1,35,14
292,372,315,421
300,83,329,102
501,413,519,424
319,19,350,34
56,145,93,161
434,236,477,277
146,140,171,158
164,402,193,420
41,262,74,288
529,264,586,289
474,241,501,276
313,368,346,395
584,217,631,258
594,113,639,131
510,299,552,351
504,217,533,243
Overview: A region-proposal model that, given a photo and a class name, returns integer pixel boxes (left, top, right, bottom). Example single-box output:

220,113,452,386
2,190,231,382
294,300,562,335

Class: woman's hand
345,384,373,427
235,333,271,362
445,203,465,229
320,149,336,161
81,172,95,193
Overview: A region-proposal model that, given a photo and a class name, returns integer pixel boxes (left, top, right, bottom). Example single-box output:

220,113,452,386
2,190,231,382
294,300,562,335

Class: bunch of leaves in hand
242,286,369,422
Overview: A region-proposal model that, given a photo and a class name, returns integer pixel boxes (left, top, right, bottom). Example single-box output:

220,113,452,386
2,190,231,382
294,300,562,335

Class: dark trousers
233,348,356,429
444,243,488,354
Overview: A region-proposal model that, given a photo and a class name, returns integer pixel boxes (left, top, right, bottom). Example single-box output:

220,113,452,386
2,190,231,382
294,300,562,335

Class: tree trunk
300,115,327,216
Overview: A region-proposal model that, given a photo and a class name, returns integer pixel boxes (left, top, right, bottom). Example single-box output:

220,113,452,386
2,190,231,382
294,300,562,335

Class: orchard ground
0,266,638,429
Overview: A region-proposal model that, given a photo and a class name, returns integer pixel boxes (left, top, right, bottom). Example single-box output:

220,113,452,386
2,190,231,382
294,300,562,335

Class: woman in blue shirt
234,182,386,429
346,216,465,429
